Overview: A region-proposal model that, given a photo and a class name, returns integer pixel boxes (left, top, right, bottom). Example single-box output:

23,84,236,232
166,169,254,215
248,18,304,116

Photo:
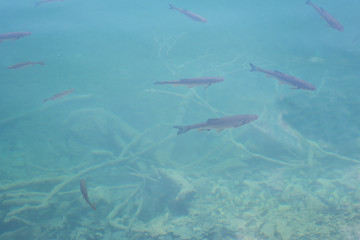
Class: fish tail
43,98,50,103
249,63,258,72
174,125,191,135
88,201,96,210
37,61,45,65
305,0,312,5
169,4,175,9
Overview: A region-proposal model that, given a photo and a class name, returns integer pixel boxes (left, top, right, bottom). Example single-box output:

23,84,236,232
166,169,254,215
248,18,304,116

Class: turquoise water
0,0,360,239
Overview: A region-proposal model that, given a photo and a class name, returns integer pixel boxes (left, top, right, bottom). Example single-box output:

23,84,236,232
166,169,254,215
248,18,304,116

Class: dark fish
249,63,316,91
155,77,224,88
8,61,45,69
80,179,96,210
169,4,208,23
306,0,344,32
0,32,31,43
174,114,258,135
35,0,64,7
43,89,74,103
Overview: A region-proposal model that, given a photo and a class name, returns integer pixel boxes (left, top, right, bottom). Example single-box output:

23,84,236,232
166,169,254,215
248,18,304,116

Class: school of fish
2,0,349,208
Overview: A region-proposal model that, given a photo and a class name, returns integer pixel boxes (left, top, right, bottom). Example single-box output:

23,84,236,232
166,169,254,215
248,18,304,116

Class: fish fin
173,84,180,87
90,203,96,210
86,200,96,210
204,83,212,89
174,126,190,135
198,129,208,132
249,63,257,72
216,128,225,132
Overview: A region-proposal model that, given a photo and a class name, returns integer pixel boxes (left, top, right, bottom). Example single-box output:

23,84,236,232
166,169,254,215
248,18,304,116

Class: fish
249,63,316,91
169,4,208,23
155,77,224,88
306,0,344,32
80,179,96,210
35,0,64,7
8,61,45,69
0,32,31,43
43,89,74,103
174,114,258,135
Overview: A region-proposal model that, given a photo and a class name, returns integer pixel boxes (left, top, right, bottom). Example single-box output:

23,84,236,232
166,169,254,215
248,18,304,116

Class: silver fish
43,89,74,103
169,4,208,23
174,115,258,135
155,77,224,88
306,0,344,32
0,32,31,43
80,179,96,210
249,63,316,91
8,61,45,69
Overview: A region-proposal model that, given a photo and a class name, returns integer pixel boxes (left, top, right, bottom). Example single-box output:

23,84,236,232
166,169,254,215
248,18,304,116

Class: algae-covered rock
354,187,360,201
138,168,195,222
277,204,291,212
305,194,327,212
260,222,275,238
275,218,293,240
158,168,196,202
